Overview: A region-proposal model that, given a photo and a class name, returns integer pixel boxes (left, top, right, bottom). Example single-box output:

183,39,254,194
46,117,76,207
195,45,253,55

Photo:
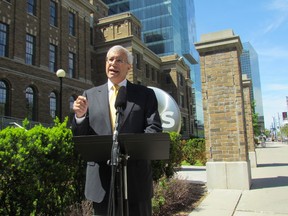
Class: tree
251,100,260,136
280,124,288,137
263,128,271,137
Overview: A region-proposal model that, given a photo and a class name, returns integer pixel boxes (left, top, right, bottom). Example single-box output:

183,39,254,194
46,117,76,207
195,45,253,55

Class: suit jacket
72,81,162,203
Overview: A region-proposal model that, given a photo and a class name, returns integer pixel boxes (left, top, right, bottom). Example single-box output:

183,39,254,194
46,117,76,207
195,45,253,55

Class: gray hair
106,45,133,65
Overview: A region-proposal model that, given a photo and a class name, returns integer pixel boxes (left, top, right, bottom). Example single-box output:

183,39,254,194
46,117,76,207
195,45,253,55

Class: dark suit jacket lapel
121,81,134,127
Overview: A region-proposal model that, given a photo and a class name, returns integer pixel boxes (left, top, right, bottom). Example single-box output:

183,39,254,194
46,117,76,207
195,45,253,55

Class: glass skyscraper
102,0,204,132
240,42,265,130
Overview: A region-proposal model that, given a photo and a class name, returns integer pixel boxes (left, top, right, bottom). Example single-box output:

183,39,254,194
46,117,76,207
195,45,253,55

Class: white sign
149,87,181,133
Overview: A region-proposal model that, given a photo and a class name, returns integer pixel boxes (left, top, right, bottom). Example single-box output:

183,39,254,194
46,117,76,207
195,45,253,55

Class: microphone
115,86,127,109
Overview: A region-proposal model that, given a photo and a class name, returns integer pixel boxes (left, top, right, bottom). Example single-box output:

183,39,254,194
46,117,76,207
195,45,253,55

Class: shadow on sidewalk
181,167,206,172
257,163,288,167
256,145,282,148
251,176,288,189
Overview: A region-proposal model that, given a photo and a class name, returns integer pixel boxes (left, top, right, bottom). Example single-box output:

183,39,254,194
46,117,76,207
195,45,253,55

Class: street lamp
56,69,66,122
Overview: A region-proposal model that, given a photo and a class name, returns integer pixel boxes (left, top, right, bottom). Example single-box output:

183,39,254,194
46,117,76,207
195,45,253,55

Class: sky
194,0,288,129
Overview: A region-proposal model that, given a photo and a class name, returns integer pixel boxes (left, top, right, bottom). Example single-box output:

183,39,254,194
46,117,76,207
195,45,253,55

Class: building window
49,44,57,72
25,87,36,121
90,13,94,45
90,27,93,45
165,74,171,84
182,117,187,132
49,92,57,119
154,70,158,82
0,23,8,57
25,34,35,65
135,53,141,69
0,80,9,116
27,0,36,15
157,70,160,83
68,52,75,78
69,12,75,36
151,68,155,81
180,93,185,108
90,58,93,70
69,96,75,113
50,0,57,26
179,73,184,86
145,64,150,78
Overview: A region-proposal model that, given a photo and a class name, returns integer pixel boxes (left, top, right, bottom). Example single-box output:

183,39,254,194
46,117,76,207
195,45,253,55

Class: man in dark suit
72,45,162,216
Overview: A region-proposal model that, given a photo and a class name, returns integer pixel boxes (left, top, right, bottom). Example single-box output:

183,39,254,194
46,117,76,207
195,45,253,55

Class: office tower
102,0,204,136
240,42,265,130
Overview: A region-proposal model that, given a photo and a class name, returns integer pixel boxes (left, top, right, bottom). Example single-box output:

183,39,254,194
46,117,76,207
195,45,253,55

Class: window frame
68,52,75,78
68,12,76,36
0,22,8,57
0,80,9,116
50,0,57,27
49,44,57,72
25,86,37,121
49,91,57,119
25,34,36,65
69,95,75,113
27,0,36,16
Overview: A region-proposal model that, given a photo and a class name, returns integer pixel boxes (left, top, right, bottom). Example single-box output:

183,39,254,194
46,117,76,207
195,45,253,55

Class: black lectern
73,133,170,161
73,133,170,216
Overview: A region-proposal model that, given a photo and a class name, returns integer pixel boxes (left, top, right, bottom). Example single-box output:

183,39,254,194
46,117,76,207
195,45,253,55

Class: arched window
25,86,37,120
69,95,75,113
49,92,57,119
0,80,9,116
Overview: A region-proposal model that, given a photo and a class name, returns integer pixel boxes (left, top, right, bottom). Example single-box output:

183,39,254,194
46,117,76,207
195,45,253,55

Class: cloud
262,0,288,33
257,46,288,59
265,83,288,91
266,0,288,11
262,14,287,33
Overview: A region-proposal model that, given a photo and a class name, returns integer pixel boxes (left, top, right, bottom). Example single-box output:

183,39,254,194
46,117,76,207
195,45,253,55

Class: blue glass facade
102,0,204,129
240,42,265,129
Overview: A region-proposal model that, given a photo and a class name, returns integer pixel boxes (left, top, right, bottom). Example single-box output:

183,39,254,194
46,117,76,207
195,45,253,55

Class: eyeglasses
106,57,128,65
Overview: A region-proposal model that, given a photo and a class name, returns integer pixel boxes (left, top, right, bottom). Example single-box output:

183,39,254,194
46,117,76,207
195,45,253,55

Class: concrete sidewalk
177,142,288,216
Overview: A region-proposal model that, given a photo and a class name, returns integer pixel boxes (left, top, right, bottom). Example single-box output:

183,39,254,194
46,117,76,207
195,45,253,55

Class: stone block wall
195,30,249,162
242,75,255,152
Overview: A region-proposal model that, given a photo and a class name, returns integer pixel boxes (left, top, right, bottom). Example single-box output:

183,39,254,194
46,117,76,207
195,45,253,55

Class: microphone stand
108,107,129,216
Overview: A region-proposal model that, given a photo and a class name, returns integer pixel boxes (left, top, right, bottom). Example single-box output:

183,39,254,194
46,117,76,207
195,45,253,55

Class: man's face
106,50,131,84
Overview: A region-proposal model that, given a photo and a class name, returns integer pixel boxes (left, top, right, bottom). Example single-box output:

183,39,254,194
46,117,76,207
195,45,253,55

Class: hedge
0,119,205,215
0,119,85,216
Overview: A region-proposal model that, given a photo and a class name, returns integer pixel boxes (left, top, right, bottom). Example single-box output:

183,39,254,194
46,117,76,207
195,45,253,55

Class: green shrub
1,120,203,215
254,137,259,145
152,137,207,215
152,132,184,180
0,118,85,216
182,138,206,166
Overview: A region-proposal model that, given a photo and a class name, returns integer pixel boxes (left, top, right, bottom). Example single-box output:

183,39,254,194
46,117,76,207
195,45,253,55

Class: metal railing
0,116,52,130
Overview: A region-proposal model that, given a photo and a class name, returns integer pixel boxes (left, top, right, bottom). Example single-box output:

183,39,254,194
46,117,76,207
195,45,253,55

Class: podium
73,133,170,162
73,132,170,216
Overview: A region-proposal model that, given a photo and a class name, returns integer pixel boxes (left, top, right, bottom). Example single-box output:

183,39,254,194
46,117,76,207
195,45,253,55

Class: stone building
0,0,195,136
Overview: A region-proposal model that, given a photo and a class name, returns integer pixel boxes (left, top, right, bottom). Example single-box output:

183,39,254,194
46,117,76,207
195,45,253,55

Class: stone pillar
195,30,251,190
242,74,257,168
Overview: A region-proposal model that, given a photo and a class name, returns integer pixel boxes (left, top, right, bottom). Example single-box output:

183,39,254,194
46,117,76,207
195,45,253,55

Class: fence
0,116,52,130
